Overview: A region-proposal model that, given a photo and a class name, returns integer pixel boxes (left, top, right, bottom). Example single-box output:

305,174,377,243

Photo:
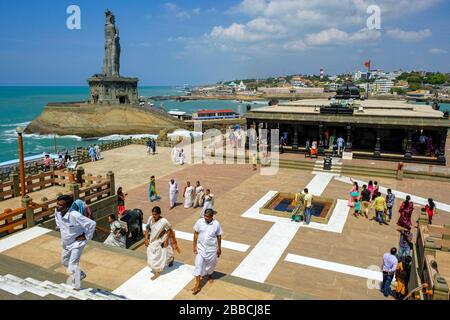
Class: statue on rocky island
103,10,120,77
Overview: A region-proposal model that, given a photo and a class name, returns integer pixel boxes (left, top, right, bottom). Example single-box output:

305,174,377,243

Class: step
3,274,49,297
0,276,26,295
26,278,71,299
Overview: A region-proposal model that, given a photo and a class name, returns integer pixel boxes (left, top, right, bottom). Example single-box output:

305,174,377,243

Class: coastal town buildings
373,79,395,94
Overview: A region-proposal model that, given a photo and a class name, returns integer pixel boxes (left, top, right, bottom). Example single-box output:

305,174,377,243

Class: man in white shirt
192,209,223,294
55,195,96,290
337,136,345,156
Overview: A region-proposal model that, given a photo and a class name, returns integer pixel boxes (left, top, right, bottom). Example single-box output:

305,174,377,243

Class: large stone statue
103,10,120,77
88,10,138,105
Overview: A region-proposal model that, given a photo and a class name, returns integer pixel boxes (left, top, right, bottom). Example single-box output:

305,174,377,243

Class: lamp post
16,126,26,197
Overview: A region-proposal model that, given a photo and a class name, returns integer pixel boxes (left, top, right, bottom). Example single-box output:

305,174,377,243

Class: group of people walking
143,205,223,294
346,179,439,300
348,178,437,229
88,145,101,162
146,138,157,155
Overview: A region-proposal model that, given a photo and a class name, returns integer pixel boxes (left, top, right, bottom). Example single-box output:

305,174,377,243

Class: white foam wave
0,129,83,141
98,134,159,141
0,121,31,127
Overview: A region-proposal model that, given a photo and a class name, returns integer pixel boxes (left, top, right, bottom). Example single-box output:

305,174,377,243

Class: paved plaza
1,144,449,300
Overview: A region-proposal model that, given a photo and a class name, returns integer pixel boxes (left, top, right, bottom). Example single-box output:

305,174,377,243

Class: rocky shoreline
25,102,188,138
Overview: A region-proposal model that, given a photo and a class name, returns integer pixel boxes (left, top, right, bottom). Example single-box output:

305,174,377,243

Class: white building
238,81,247,91
373,79,394,94
353,71,369,81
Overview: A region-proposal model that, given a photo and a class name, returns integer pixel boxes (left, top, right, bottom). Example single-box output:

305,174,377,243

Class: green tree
409,83,422,91
427,73,447,85
406,75,422,84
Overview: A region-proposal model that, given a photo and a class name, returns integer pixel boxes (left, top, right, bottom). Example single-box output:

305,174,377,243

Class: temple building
88,10,139,105
245,84,450,164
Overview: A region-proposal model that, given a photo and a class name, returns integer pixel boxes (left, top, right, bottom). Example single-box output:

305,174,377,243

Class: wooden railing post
21,195,35,228
10,172,20,197
107,171,115,196
76,166,85,186
70,183,80,200
39,170,45,191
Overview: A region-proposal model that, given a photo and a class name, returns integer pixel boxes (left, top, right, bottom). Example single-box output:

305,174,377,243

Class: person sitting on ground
56,154,65,170
310,142,318,157
104,214,126,249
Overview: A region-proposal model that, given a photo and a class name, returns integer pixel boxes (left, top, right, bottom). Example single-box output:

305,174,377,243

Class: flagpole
366,60,371,100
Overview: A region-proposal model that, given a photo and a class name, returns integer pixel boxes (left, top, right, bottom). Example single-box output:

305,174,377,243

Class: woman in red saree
397,195,414,230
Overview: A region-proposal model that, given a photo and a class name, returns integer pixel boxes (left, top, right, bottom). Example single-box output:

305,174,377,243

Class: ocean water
0,86,249,163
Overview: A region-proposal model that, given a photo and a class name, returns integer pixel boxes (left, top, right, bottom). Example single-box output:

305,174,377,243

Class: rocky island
26,10,186,138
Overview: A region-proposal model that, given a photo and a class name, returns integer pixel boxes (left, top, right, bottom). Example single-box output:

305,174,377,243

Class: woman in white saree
145,206,180,280
183,181,194,208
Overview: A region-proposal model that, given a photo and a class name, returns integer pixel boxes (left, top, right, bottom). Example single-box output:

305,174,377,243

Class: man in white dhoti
103,214,126,249
171,146,179,164
145,206,180,280
94,144,101,161
178,148,185,165
193,181,205,208
192,209,223,294
55,195,96,290
169,179,179,209
183,181,194,208
200,189,214,217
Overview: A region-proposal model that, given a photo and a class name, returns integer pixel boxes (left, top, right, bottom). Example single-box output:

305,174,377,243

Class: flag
364,60,371,69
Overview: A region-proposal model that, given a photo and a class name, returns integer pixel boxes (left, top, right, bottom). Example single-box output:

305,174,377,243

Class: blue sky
0,0,449,86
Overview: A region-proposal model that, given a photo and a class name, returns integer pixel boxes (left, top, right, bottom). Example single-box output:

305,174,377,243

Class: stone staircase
312,159,343,176
0,273,127,300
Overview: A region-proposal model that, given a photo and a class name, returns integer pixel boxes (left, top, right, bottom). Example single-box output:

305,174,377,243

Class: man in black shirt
360,184,371,218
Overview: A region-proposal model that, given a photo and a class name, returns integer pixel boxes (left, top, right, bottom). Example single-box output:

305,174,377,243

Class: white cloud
176,0,441,59
385,28,432,42
283,40,307,51
163,2,201,20
305,28,381,46
429,48,447,54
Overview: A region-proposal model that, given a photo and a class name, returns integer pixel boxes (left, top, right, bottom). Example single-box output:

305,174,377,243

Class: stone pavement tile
81,145,190,192
81,247,130,269
199,280,277,300
3,242,61,269
37,237,64,253
80,265,132,290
